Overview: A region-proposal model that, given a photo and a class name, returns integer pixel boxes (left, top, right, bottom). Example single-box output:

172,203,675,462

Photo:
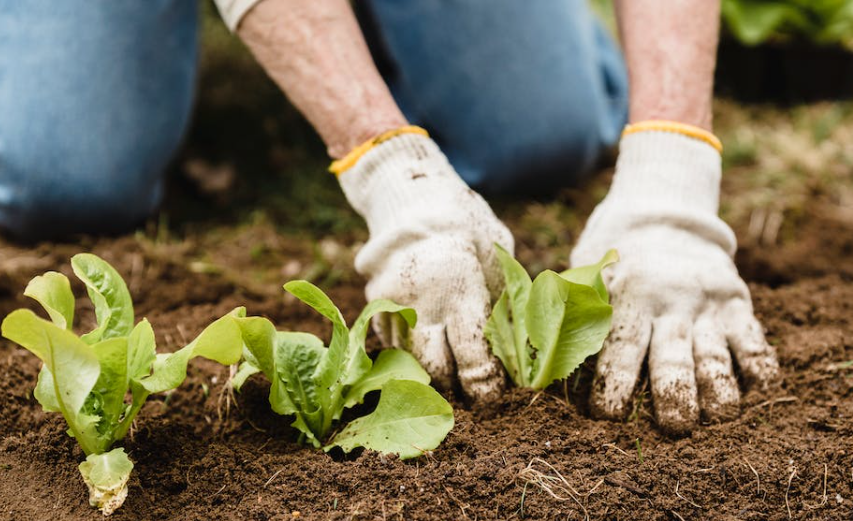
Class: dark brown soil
1,202,852,521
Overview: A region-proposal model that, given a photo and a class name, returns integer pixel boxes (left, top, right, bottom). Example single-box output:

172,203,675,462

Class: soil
1,203,851,521
0,176,850,521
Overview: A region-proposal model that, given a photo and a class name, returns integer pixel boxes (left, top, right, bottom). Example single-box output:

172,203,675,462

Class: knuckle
695,345,731,366
652,354,694,374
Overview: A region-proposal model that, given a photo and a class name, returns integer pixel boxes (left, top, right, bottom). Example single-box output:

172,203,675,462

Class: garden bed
1,10,851,517
0,201,851,520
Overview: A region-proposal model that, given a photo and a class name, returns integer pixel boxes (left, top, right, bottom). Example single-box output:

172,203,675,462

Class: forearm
614,0,720,131
237,0,407,158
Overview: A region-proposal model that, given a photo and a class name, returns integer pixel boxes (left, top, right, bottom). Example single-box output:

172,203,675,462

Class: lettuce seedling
1,254,245,515
231,280,454,460
485,246,618,390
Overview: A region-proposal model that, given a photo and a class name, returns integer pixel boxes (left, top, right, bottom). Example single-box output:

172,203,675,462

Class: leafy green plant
721,0,853,49
1,254,245,515
231,280,454,459
485,246,617,390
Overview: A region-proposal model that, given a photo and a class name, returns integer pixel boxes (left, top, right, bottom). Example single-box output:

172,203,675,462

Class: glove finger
649,315,699,435
693,310,740,422
589,303,652,420
724,298,779,388
408,322,455,390
371,313,393,347
451,184,514,302
446,292,505,402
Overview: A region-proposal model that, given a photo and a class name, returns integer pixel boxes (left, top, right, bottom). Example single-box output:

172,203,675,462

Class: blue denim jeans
363,0,628,194
0,0,626,239
0,0,198,239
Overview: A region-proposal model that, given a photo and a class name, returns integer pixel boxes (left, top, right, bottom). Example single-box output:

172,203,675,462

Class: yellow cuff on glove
329,125,429,176
622,120,723,153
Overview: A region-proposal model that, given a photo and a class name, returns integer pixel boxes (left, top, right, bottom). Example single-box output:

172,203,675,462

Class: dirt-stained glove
336,128,513,401
570,124,779,434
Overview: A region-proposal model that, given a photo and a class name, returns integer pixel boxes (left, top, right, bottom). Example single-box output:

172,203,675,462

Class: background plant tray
716,40,853,103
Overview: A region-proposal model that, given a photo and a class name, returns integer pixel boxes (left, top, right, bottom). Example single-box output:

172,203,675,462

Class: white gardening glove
338,130,513,401
571,127,779,434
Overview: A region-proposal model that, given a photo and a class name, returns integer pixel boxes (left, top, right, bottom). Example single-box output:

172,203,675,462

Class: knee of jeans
1,159,164,241
456,109,608,196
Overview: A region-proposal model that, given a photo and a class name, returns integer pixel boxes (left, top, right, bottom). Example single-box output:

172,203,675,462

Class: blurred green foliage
721,1,853,48
590,0,853,49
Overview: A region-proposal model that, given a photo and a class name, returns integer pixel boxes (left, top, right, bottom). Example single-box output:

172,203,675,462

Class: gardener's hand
570,127,778,434
338,130,512,401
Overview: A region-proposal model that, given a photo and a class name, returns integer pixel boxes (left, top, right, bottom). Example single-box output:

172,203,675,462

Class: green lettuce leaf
486,247,616,390
343,349,430,408
274,331,326,445
235,281,451,458
231,360,261,391
90,337,131,446
71,253,133,344
485,292,520,384
127,319,156,381
350,299,417,358
234,317,301,425
34,365,61,412
110,320,157,442
71,254,135,344
1,309,101,454
235,316,278,379
139,307,246,394
24,271,75,330
284,281,354,429
3,254,254,516
559,249,618,303
527,272,613,390
328,380,454,460
485,245,533,386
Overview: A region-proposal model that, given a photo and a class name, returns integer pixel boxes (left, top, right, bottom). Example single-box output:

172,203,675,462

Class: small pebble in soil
282,260,302,278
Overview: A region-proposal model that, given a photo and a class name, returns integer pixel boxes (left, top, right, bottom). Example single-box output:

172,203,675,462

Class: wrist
580,126,737,258
330,125,429,175
326,114,410,160
629,102,714,133
622,120,721,153
609,126,723,214
338,133,469,228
